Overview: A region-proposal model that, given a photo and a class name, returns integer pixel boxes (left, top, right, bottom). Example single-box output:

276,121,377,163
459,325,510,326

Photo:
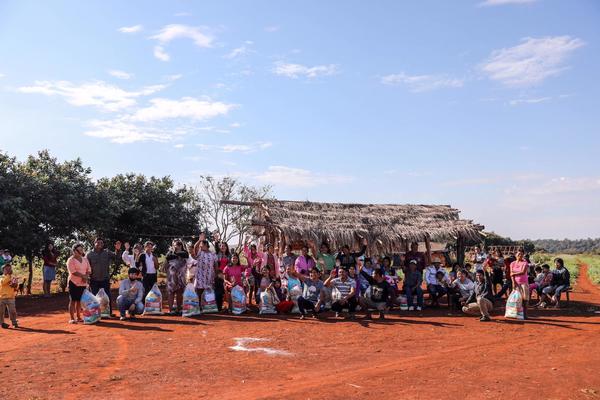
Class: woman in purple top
294,245,315,276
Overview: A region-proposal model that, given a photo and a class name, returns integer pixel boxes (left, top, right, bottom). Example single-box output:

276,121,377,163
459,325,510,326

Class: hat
432,260,442,264
128,267,140,275
409,260,418,264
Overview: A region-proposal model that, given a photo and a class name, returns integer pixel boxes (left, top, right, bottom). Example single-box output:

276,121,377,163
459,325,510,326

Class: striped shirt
331,277,356,300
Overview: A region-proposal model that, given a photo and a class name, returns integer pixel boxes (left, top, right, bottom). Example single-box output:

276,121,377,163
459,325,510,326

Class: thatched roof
240,200,484,253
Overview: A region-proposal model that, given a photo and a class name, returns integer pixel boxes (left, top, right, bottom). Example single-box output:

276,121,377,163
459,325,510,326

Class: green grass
578,254,600,285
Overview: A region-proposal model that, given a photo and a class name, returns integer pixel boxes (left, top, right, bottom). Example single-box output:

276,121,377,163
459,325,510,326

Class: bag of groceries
182,283,201,317
505,290,524,320
231,285,247,315
143,283,163,315
95,288,111,318
201,287,219,314
81,289,101,325
259,289,277,315
289,285,302,314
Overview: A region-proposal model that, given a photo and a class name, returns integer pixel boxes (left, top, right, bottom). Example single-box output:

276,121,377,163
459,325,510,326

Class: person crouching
117,268,145,321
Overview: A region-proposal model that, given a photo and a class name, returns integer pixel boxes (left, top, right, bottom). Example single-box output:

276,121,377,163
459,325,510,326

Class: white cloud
197,142,272,154
130,97,235,122
118,25,143,34
0,73,5,78
509,96,552,106
381,72,463,92
84,119,172,144
224,46,252,59
153,46,170,62
174,144,185,149
480,36,585,87
272,62,338,79
264,26,280,32
150,24,213,61
230,122,242,128
255,166,353,188
165,74,183,81
108,69,133,80
479,0,537,6
18,80,166,112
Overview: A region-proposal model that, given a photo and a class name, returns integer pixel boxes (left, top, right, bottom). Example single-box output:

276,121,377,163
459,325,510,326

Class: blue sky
1,0,599,239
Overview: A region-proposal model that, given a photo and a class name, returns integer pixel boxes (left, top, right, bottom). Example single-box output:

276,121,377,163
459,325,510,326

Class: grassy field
578,254,600,285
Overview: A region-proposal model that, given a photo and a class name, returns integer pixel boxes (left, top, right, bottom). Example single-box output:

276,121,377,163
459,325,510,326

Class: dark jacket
467,271,494,304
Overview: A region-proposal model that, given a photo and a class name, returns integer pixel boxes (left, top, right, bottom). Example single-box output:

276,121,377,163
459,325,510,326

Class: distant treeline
529,238,600,255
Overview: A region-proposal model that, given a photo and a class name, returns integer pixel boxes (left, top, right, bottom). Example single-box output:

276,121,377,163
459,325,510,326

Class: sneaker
408,306,415,311
299,315,306,320
68,319,77,324
12,321,18,328
1,323,8,329
480,316,491,322
335,312,340,318
416,306,422,311
119,316,127,321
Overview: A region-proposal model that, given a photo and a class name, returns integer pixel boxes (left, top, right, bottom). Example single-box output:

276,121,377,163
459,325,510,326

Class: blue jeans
116,295,144,317
405,286,424,308
543,284,568,300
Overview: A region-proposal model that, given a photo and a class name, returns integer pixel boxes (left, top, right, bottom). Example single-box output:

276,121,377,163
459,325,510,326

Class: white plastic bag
182,283,201,317
398,295,408,311
259,289,277,315
143,283,163,315
231,285,247,315
504,290,524,320
289,285,302,314
95,288,111,318
201,287,218,314
81,289,101,325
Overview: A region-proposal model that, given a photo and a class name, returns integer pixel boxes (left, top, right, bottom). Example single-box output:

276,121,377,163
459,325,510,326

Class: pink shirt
67,256,91,287
510,261,529,285
294,255,315,275
224,265,245,287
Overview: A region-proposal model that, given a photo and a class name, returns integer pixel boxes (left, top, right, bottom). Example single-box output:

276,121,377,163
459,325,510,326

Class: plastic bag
289,285,302,314
95,288,111,318
505,290,524,320
259,289,277,315
81,289,101,325
143,283,163,315
398,295,408,311
201,287,219,314
231,285,247,315
182,283,201,317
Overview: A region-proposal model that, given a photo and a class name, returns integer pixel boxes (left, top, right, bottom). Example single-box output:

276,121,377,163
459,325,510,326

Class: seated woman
532,264,553,306
450,269,475,309
539,258,571,308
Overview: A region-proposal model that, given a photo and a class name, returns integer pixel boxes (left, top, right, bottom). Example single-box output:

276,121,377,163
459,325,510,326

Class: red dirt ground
2,265,600,400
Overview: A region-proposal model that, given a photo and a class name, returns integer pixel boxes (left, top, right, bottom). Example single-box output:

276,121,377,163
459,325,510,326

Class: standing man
510,249,530,320
472,246,487,272
137,241,159,297
404,242,426,273
87,238,121,316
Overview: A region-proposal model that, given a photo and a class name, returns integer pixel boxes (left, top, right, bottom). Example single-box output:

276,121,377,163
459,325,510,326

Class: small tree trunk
27,254,34,295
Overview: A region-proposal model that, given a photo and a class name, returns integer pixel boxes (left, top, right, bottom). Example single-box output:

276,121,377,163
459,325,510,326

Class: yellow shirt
0,273,17,299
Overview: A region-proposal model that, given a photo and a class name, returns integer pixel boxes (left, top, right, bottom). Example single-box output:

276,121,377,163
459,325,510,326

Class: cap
409,260,418,264
128,267,140,275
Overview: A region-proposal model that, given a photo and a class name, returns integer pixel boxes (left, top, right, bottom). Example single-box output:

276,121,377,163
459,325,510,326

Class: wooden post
456,235,465,266
424,235,432,265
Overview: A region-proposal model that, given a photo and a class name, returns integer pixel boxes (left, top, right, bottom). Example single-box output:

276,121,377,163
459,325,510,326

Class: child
214,270,225,312
224,254,246,312
0,263,19,328
273,278,294,314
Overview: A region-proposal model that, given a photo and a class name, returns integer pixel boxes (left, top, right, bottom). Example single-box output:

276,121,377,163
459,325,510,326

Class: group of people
0,237,573,328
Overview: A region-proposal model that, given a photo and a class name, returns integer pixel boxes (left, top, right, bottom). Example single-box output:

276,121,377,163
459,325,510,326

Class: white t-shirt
143,253,156,274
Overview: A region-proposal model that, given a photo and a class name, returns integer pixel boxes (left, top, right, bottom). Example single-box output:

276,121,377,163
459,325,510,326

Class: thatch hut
223,199,484,265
